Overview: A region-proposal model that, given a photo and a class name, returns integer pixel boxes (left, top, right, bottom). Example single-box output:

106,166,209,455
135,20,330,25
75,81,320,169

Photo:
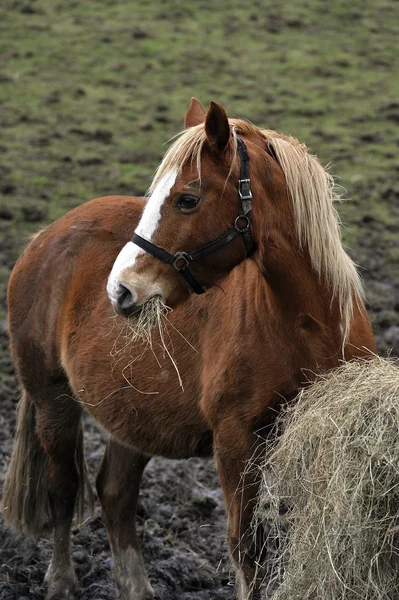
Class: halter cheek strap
131,137,255,295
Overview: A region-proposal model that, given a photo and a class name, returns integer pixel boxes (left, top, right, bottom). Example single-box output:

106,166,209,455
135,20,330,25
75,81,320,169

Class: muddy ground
0,1,398,598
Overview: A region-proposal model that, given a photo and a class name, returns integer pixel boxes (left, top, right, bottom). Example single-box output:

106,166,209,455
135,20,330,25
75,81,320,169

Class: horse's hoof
117,585,154,600
45,569,78,600
118,592,154,600
46,589,76,600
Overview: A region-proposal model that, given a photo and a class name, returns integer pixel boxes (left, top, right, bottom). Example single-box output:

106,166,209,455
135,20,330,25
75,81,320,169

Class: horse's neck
256,242,344,365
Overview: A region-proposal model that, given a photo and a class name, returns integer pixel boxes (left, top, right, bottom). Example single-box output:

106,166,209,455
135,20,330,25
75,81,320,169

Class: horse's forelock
148,121,248,196
148,125,208,195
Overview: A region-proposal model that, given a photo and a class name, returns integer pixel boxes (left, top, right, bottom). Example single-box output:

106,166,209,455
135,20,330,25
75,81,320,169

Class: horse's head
108,98,285,316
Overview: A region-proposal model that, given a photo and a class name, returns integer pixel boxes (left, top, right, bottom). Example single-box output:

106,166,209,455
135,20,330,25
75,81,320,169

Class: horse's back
7,195,144,380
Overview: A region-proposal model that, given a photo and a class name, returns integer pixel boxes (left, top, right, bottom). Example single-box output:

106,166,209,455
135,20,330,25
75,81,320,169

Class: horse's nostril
116,284,136,313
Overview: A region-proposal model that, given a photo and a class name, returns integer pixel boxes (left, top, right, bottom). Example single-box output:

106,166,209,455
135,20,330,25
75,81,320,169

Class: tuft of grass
255,357,399,599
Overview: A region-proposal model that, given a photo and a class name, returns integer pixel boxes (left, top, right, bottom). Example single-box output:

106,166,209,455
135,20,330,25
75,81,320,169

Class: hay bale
256,357,399,600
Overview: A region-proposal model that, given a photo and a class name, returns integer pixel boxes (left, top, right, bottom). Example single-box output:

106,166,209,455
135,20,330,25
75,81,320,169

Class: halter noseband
131,137,255,295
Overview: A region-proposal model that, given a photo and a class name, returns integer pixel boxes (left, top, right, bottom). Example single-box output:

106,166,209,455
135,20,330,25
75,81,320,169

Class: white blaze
107,168,177,304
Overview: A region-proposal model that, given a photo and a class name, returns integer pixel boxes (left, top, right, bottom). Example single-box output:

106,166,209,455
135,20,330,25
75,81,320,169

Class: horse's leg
37,394,87,600
2,383,88,600
96,439,153,600
214,422,263,600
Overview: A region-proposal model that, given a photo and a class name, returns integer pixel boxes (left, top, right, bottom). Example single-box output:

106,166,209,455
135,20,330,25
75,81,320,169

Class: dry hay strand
125,295,172,346
255,357,399,600
124,295,187,390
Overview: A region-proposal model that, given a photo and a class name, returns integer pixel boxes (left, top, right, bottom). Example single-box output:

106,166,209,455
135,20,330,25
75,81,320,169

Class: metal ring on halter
234,215,250,233
172,252,191,271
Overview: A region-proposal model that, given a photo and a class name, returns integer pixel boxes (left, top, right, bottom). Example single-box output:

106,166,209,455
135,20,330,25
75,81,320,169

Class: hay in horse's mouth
127,295,171,344
125,296,185,391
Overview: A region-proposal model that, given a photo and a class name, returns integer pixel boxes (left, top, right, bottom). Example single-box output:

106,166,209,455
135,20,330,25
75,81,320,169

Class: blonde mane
150,120,364,345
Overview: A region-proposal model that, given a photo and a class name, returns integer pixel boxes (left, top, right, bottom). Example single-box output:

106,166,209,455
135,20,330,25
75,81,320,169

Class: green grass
0,0,398,324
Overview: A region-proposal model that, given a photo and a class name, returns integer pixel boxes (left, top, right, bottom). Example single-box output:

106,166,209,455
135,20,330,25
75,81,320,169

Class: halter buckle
172,252,191,271
238,178,253,202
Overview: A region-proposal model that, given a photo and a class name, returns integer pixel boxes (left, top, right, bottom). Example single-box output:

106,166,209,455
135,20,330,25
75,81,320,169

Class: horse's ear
184,97,206,128
205,101,230,150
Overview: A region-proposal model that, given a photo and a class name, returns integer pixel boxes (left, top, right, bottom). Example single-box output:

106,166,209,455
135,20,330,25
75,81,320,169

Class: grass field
0,1,398,598
0,1,398,275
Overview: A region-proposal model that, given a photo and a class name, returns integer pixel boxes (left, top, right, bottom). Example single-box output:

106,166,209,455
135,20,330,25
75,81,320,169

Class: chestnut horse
2,98,375,600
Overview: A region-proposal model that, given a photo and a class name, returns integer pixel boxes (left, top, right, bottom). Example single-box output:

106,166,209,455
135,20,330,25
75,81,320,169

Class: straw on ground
255,357,399,600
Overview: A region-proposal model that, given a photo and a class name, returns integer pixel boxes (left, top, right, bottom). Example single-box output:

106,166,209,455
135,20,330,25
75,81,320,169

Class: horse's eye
176,195,201,213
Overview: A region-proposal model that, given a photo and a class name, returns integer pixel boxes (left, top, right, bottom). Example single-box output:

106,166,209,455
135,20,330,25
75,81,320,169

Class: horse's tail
1,389,94,536
256,357,399,599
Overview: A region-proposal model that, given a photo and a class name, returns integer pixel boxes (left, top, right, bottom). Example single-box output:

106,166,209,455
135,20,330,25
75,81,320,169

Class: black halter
131,137,255,295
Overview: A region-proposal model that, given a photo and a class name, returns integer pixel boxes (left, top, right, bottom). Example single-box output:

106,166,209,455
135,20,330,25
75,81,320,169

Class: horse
2,97,376,600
